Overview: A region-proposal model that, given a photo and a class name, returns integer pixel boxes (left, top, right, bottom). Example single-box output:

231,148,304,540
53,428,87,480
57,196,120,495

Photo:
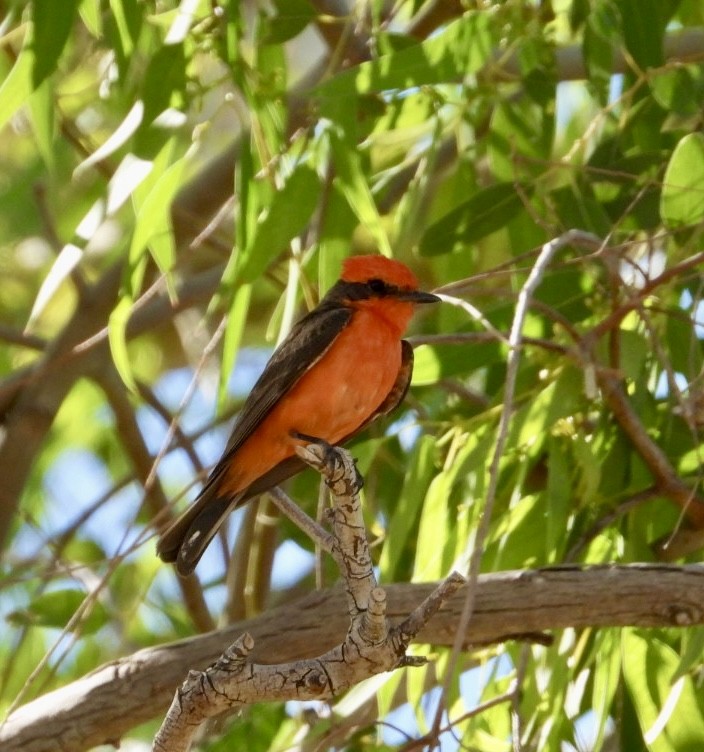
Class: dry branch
3,563,704,752
153,442,463,752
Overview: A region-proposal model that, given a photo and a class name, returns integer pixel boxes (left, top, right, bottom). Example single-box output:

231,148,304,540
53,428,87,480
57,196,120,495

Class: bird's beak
397,290,441,304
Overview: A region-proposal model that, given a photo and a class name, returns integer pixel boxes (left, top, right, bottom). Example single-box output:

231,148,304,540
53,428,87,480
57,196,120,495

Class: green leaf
31,0,80,87
108,0,143,58
551,182,612,237
8,589,109,634
584,0,622,99
140,42,186,129
616,0,666,69
63,538,106,565
217,283,253,412
666,313,703,376
591,629,622,750
513,370,583,450
27,79,55,171
108,296,138,393
672,627,704,682
412,471,452,581
379,434,437,579
0,39,33,133
111,558,159,613
650,66,704,118
261,0,316,44
317,12,494,106
130,144,188,277
545,438,572,561
329,129,392,256
660,133,704,228
79,0,102,37
489,98,554,181
411,340,502,385
420,182,531,256
238,164,321,283
622,629,704,752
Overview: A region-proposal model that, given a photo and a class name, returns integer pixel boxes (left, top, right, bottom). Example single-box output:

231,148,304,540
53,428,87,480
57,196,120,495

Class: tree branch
153,442,463,752
3,563,704,752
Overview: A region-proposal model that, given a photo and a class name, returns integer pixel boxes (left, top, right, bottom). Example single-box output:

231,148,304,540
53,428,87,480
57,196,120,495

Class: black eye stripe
322,279,406,305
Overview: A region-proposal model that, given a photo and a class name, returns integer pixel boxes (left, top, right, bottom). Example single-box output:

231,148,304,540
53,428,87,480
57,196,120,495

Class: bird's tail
156,486,242,577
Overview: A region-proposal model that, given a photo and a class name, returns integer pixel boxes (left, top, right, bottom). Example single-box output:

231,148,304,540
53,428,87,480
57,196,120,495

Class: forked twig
153,442,464,752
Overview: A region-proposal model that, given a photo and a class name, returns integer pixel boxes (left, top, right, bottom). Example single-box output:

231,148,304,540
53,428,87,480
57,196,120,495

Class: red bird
157,255,439,575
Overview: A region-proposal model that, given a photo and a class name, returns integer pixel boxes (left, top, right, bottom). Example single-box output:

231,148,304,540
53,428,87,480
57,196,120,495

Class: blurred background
2,1,704,750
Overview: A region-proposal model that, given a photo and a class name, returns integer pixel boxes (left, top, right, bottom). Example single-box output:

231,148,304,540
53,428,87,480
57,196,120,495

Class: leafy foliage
1,1,704,750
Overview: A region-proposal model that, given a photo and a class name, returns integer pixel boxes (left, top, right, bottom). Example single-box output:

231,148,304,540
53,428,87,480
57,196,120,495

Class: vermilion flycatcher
157,255,439,575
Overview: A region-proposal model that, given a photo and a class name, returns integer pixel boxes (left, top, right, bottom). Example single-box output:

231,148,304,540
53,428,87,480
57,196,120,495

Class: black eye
368,278,386,295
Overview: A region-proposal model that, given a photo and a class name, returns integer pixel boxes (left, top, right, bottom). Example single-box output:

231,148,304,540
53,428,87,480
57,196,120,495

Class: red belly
220,309,402,494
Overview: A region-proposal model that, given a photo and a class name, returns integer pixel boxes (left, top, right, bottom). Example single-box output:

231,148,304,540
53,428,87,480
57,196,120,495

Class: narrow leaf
330,130,391,256
616,0,665,69
108,296,138,392
27,79,55,171
261,0,316,45
0,42,33,133
130,149,187,276
661,132,704,228
26,244,83,330
622,629,704,752
379,434,437,579
74,102,145,179
317,12,494,105
238,164,321,283
31,0,80,87
217,284,253,412
8,589,108,634
420,182,530,255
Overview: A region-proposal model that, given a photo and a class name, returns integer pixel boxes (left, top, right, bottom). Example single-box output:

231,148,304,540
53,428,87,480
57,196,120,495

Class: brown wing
366,339,414,420
240,339,415,499
156,305,352,572
214,305,353,473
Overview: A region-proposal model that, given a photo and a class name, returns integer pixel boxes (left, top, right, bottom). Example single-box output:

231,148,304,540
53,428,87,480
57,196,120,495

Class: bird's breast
284,309,402,437
221,309,403,493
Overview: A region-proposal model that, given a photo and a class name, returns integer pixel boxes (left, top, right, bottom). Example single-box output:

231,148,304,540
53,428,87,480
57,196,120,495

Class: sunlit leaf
74,103,145,178
379,434,437,579
218,283,253,412
0,39,33,132
8,589,109,634
661,132,704,228
31,0,80,87
26,244,83,329
419,182,532,256
412,470,452,581
261,0,316,44
130,143,188,278
108,0,142,57
672,627,704,682
591,629,622,750
329,128,392,256
623,629,704,752
317,12,494,105
108,296,138,392
238,164,321,283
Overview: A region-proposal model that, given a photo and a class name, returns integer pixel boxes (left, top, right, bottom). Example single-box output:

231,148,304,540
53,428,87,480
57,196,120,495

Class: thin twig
268,486,335,554
430,230,603,738
153,442,462,752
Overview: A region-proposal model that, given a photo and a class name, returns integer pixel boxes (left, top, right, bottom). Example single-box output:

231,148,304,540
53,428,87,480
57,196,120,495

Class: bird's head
328,254,439,335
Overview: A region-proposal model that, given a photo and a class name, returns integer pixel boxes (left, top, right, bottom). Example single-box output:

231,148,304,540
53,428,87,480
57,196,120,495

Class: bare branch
3,564,704,752
153,442,462,752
